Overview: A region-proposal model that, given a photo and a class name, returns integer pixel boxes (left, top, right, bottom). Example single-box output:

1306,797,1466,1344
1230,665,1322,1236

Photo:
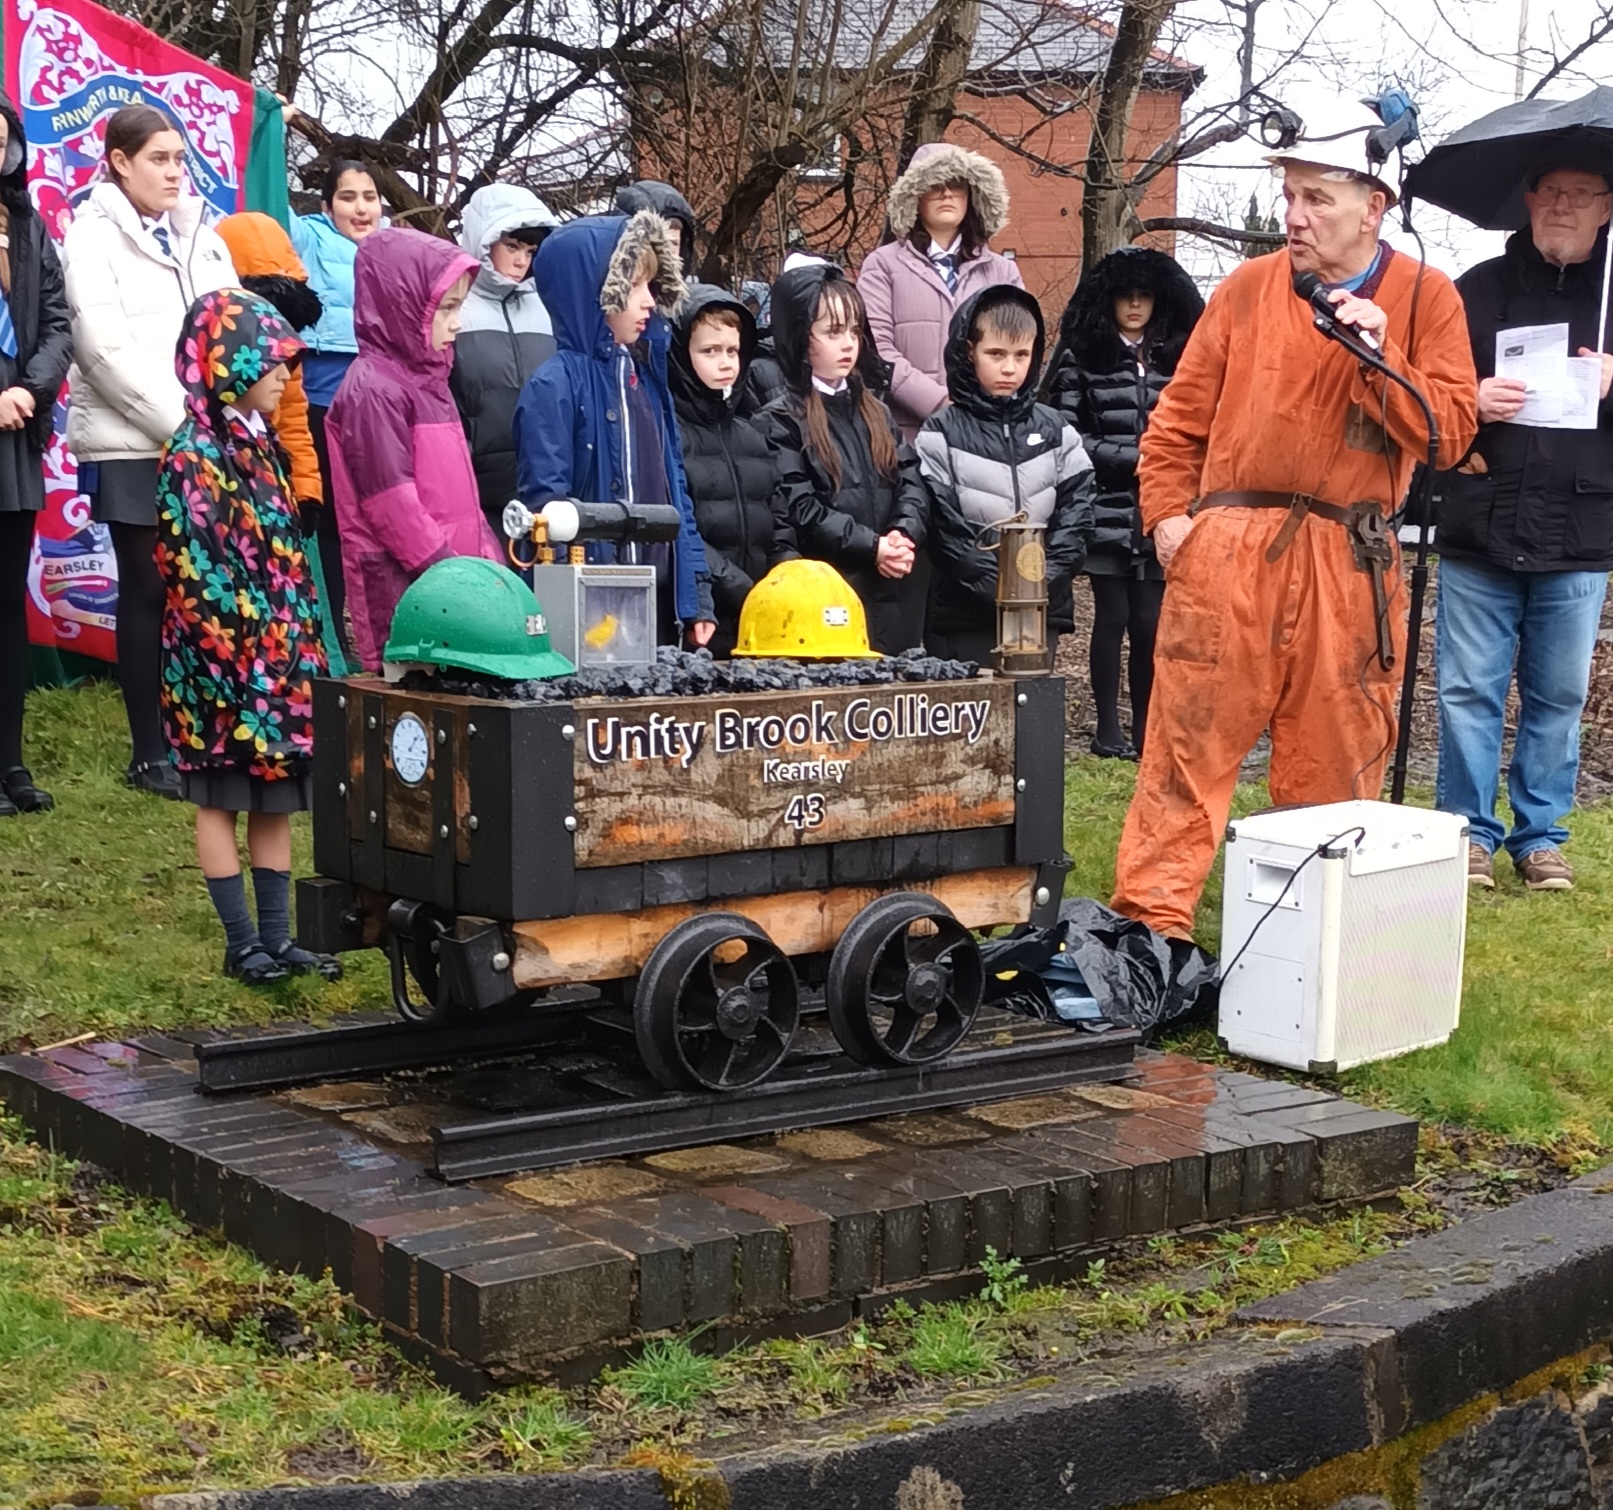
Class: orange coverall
1110,248,1478,939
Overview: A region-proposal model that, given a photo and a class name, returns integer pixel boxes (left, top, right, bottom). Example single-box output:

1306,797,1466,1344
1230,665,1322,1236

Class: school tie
0,296,15,359
931,251,959,294
152,224,173,259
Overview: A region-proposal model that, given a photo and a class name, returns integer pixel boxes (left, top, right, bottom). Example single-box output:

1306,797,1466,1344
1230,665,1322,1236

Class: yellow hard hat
733,559,882,659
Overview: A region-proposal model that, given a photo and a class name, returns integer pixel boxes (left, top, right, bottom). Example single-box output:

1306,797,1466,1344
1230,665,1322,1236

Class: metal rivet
1016,778,1027,792
438,824,450,839
337,781,347,796
367,714,378,729
1034,886,1051,906
436,728,447,746
468,815,479,831
1016,693,1028,706
563,815,578,832
561,724,576,740
491,951,511,972
337,694,347,709
368,810,378,825
467,723,477,737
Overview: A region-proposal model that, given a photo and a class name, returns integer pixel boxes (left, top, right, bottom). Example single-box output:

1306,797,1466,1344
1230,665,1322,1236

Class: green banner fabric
247,87,291,227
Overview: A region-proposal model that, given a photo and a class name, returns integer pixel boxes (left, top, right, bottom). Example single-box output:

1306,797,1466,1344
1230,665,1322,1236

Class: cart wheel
385,899,453,1024
634,913,799,1091
826,892,983,1066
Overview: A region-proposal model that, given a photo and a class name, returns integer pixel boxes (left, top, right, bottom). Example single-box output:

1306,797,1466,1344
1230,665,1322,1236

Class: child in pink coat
326,226,502,669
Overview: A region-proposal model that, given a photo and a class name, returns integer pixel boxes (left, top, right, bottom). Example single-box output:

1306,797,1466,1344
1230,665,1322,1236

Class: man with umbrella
1423,147,1612,892
1108,99,1479,942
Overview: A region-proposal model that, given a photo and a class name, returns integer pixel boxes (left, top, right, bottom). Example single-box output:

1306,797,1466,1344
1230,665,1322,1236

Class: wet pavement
0,1033,1416,1387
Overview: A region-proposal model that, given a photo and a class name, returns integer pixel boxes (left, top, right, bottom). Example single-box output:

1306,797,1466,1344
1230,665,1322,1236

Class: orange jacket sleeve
1349,271,1478,470
275,366,323,507
1136,282,1230,533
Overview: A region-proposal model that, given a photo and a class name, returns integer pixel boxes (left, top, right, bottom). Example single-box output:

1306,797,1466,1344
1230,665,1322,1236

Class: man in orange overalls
1110,115,1479,941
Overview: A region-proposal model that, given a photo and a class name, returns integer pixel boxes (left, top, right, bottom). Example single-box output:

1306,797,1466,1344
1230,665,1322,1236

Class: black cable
1219,825,1369,983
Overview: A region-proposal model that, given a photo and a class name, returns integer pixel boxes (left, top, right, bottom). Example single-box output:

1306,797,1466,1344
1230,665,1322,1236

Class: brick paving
0,1036,1416,1388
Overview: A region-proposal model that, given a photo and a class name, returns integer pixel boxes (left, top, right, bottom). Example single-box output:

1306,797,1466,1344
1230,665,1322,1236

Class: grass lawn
0,680,1608,1496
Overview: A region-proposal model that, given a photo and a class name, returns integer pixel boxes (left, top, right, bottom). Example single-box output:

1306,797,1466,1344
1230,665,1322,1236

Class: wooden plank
509,866,1035,989
571,681,1018,869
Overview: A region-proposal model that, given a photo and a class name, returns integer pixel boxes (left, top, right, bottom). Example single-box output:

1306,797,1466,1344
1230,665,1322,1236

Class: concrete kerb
139,1167,1613,1510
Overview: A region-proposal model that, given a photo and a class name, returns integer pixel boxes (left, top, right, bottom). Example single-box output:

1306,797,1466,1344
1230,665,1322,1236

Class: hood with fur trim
536,210,687,362
887,142,1010,240
1051,246,1204,376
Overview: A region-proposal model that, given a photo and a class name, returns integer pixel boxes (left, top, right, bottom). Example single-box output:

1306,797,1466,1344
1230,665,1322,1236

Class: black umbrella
1404,88,1613,230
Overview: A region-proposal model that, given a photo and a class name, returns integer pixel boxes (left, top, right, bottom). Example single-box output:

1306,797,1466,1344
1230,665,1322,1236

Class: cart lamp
503,497,683,548
992,518,1051,677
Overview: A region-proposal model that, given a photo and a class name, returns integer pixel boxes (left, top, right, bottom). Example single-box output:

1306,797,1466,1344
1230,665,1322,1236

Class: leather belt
1189,490,1399,670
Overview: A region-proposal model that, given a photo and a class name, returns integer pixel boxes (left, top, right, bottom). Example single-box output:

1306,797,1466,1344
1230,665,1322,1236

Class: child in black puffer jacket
761,263,929,655
918,286,1094,666
669,285,798,656
1041,246,1202,758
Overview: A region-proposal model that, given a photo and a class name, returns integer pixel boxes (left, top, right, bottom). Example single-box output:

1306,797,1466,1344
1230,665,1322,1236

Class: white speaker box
1218,800,1468,1073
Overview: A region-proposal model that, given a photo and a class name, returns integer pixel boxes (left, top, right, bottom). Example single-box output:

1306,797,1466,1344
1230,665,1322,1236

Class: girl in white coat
61,104,235,796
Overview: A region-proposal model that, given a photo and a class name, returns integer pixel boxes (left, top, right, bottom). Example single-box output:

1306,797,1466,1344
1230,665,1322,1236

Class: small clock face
390,713,430,786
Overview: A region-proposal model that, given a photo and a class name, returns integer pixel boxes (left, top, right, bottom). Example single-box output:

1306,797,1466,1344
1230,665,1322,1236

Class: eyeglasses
1532,186,1612,209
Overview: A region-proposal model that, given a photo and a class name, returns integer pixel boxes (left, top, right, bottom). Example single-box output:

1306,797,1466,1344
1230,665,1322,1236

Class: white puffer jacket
61,183,237,461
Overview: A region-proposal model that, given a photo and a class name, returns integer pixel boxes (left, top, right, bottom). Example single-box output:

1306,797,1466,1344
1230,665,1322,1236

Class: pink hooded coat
326,227,501,669
858,142,1025,441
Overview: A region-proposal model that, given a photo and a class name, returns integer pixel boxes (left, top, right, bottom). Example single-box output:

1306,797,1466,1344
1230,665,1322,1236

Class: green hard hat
384,557,575,680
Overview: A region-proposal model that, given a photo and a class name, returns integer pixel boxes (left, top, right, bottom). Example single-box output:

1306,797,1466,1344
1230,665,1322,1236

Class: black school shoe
270,940,343,981
1,767,54,813
127,759,183,800
1089,737,1140,761
224,944,291,987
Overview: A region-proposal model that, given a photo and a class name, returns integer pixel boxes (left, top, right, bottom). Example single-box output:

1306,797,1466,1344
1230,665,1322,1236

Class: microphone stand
1305,305,1440,806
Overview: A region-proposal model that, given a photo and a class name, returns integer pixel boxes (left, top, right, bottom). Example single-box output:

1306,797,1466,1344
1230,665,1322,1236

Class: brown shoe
1516,847,1574,891
1466,842,1494,889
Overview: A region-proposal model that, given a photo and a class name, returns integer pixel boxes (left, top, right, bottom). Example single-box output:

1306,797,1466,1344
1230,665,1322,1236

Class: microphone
1293,270,1380,352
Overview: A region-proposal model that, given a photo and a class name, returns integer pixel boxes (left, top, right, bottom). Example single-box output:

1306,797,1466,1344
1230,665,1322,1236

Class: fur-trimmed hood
887,142,1010,240
534,210,686,362
1050,246,1203,376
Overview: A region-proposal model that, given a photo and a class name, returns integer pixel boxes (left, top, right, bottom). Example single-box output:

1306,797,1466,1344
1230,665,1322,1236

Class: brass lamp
992,515,1051,676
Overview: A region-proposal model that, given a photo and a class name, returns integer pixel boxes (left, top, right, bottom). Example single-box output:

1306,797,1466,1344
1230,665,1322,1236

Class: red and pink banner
5,0,254,659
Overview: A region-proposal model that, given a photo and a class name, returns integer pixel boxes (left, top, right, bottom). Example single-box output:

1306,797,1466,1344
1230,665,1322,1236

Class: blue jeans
1435,555,1607,860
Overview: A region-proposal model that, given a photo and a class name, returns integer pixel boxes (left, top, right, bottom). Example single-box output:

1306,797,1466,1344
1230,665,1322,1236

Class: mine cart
297,668,1068,1092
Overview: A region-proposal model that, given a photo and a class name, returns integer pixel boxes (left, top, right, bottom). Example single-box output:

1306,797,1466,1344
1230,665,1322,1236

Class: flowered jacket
155,289,326,779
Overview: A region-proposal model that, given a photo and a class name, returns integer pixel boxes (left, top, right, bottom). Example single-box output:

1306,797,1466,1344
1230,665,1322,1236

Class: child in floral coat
155,289,339,986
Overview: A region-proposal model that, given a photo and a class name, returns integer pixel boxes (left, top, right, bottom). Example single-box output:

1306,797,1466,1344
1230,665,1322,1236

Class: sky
1162,0,1613,284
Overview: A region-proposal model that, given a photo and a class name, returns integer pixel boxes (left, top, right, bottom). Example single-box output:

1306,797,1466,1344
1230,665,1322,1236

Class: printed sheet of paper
1495,324,1570,425
1558,355,1604,430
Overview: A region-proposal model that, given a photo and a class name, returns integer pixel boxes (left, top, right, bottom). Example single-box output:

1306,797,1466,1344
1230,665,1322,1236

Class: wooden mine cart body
300,673,1070,1088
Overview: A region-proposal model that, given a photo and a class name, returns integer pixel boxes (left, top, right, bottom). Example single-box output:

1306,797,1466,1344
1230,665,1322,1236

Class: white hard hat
1264,97,1402,207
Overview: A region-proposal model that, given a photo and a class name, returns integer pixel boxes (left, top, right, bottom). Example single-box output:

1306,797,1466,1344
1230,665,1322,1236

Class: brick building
629,0,1200,320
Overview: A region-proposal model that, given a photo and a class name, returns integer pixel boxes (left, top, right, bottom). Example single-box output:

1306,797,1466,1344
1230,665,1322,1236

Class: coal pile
398,646,982,702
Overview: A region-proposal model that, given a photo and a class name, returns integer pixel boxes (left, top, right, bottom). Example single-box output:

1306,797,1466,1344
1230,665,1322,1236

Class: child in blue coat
513,210,714,645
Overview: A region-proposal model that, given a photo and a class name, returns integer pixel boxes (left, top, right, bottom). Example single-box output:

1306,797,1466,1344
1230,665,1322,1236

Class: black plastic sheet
980,897,1218,1038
